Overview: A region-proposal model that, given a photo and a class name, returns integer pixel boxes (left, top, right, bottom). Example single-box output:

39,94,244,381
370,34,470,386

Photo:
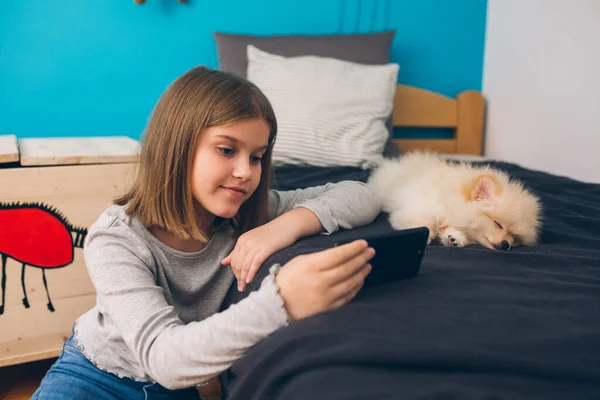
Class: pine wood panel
0,163,137,367
18,136,139,166
0,135,19,164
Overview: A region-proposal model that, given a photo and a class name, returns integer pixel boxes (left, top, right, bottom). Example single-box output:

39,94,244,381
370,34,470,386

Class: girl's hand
275,240,374,320
221,221,297,292
222,208,324,292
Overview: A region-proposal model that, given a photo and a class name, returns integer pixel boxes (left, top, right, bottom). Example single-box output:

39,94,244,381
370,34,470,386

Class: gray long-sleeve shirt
73,181,381,389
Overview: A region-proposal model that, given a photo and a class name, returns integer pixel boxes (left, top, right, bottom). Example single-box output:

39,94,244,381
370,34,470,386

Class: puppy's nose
493,241,511,250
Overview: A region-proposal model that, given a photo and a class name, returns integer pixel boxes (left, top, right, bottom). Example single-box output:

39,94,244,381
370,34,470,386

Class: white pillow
246,45,399,169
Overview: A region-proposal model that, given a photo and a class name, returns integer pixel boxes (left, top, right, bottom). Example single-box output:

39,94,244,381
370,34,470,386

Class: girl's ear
466,174,503,202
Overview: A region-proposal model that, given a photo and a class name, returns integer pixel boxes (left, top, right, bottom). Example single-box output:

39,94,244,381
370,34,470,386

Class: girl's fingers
313,240,369,271
231,248,241,272
324,247,374,285
221,253,232,266
330,263,371,303
239,250,256,290
245,252,266,284
233,247,248,274
232,268,241,282
331,281,364,310
226,252,241,281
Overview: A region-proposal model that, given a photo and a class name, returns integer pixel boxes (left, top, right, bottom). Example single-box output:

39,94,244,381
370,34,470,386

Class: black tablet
333,226,429,286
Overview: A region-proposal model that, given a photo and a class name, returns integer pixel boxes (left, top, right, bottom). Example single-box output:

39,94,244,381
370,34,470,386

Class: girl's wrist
275,207,323,241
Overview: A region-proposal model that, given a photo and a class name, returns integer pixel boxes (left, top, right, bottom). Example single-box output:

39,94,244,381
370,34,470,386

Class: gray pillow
213,30,401,158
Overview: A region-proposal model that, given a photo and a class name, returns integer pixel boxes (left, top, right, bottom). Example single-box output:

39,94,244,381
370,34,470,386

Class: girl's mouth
222,186,247,197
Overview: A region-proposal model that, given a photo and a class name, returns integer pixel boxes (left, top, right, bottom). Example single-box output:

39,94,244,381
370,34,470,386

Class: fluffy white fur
368,152,542,250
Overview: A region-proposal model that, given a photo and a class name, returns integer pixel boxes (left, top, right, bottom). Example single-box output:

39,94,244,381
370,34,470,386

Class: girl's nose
233,161,252,181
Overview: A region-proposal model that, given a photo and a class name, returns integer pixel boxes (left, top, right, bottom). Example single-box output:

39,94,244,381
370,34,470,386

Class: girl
32,66,381,399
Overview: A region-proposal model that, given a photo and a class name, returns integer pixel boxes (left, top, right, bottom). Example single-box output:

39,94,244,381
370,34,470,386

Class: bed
202,32,600,400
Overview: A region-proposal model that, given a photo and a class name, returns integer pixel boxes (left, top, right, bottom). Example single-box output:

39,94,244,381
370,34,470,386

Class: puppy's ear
466,175,503,202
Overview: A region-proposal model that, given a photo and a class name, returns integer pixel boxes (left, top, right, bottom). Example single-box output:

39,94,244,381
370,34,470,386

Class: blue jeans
31,335,200,400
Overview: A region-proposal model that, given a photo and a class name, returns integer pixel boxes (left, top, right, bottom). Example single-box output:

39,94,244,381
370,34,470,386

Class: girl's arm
83,225,290,390
83,219,374,391
267,180,382,232
223,180,382,290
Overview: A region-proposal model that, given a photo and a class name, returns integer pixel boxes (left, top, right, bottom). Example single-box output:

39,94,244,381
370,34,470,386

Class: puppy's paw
439,227,468,248
388,214,403,231
426,230,436,245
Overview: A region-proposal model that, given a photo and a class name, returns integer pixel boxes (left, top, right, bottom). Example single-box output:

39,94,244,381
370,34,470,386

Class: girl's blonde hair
116,66,277,242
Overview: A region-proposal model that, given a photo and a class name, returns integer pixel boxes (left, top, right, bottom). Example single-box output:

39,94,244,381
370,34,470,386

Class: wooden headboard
391,85,485,155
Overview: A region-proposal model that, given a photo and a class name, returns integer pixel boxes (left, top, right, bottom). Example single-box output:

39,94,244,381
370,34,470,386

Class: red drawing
0,202,87,315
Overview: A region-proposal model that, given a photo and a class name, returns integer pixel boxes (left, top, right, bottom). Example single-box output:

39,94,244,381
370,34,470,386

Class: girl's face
191,118,270,226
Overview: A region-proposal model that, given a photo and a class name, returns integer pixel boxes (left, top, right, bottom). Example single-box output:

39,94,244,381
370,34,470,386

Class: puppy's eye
494,220,503,229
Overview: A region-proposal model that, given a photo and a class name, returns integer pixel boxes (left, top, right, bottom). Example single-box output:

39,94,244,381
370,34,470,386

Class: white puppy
368,151,542,250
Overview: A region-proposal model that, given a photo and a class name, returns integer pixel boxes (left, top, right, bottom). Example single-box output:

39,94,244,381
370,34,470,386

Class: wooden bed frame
197,84,486,400
391,85,485,156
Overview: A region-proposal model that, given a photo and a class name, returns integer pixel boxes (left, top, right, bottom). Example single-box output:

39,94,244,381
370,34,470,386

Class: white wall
482,0,600,184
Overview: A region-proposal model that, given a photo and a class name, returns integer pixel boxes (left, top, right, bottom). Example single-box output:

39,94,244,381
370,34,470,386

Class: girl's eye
494,220,503,229
250,155,263,164
218,147,234,156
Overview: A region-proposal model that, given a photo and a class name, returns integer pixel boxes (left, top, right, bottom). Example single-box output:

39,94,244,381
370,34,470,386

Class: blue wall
0,0,487,139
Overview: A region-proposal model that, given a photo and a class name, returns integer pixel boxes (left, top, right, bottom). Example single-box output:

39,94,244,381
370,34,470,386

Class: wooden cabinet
0,135,138,367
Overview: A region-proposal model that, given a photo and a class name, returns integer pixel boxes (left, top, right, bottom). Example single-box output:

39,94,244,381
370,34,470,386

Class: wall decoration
0,202,87,315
